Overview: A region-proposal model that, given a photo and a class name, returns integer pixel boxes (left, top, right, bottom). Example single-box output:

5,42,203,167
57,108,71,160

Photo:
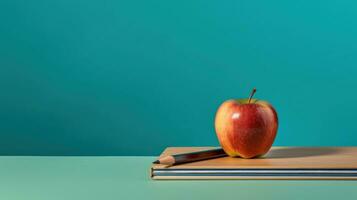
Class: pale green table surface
1,156,356,200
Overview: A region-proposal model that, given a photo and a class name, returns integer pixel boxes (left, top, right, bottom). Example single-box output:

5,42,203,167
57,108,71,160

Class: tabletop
0,156,356,200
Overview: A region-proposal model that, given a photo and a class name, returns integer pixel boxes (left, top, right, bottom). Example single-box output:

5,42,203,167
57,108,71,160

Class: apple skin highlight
214,99,278,158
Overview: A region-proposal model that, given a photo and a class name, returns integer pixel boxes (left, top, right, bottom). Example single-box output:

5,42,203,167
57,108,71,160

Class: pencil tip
153,160,160,164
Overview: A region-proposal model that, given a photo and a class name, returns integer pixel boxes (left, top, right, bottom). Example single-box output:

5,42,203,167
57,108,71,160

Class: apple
214,88,278,158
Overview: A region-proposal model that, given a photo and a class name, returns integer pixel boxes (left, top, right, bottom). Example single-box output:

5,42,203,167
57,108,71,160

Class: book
151,147,357,180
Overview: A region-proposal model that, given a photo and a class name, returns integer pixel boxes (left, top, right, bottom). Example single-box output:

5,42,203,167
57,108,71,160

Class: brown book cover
151,147,357,180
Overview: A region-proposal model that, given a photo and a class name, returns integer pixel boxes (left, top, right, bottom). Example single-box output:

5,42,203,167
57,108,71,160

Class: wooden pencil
153,148,227,166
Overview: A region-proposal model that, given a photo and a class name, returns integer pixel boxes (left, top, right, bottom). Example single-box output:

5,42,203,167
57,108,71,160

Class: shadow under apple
262,147,342,159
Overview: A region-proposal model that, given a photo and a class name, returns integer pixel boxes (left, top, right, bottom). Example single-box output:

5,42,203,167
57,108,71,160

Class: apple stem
248,88,257,103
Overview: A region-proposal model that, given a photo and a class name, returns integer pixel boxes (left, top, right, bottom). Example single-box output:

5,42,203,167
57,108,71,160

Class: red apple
214,88,278,158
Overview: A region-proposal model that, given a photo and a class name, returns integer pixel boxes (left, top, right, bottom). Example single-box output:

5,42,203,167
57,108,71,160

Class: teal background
1,0,357,156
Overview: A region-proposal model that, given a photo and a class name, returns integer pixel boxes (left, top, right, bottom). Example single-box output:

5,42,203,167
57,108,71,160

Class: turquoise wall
1,0,357,155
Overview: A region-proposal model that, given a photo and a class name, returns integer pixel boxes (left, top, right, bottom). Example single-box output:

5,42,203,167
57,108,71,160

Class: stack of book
151,147,357,180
